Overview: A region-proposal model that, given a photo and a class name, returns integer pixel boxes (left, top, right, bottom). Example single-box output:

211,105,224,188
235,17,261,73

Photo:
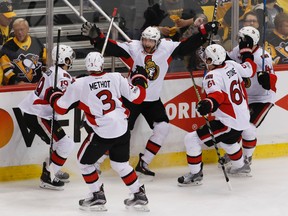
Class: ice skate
124,185,149,212
227,162,252,177
218,153,232,168
55,170,70,183
135,153,155,178
40,162,65,190
244,156,252,165
178,169,203,186
79,184,107,211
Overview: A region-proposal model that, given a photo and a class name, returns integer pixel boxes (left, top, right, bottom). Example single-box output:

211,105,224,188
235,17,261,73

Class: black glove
239,35,254,62
130,65,148,89
198,21,219,37
45,87,63,107
81,22,101,44
257,71,270,90
197,99,213,116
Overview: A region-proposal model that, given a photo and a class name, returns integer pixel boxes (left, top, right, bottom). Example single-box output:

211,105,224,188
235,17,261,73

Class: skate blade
39,182,64,191
125,204,150,212
136,172,154,182
79,205,107,211
177,181,203,187
228,172,252,177
58,179,70,183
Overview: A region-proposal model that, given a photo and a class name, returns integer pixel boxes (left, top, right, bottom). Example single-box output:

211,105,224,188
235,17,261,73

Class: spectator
0,18,46,85
0,0,16,47
253,0,283,32
242,11,263,44
265,12,288,64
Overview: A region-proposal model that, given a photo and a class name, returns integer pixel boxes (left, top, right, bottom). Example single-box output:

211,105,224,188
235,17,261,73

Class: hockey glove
45,87,63,107
198,21,219,37
197,98,213,116
81,22,101,44
130,65,148,89
239,35,254,62
257,71,270,90
197,97,219,116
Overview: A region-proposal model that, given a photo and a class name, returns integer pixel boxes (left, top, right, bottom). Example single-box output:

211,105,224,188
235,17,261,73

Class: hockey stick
101,8,118,56
189,71,232,191
262,0,267,71
80,8,118,128
49,27,61,179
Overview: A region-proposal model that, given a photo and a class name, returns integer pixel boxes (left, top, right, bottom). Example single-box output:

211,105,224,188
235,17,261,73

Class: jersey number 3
96,90,116,115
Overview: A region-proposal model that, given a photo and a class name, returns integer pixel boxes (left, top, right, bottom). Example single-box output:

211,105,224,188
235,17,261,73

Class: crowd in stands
0,0,287,86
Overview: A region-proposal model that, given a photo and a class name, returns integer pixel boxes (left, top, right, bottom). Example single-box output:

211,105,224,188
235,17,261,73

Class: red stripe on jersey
54,98,68,115
242,139,257,148
120,56,134,69
146,140,161,155
245,58,257,77
167,56,173,65
122,170,138,186
218,91,236,119
207,91,224,105
132,86,146,104
78,102,97,126
83,170,99,184
187,154,202,165
51,150,66,166
77,133,93,160
270,73,277,92
229,148,243,161
33,99,49,105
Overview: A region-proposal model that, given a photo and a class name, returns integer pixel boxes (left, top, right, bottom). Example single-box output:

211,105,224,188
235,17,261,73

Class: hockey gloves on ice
130,65,148,89
257,71,270,90
239,35,254,62
197,98,219,116
81,22,101,45
198,21,219,37
45,87,63,107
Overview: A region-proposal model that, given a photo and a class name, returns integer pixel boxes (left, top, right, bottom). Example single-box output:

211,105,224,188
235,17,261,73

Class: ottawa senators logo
13,53,42,82
144,55,159,80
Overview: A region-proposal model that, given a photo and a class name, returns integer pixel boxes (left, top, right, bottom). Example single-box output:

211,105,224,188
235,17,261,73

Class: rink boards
0,70,288,181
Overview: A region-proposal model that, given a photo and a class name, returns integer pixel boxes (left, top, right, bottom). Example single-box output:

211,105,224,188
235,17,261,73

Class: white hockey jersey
18,66,74,120
117,39,180,101
203,60,254,131
228,45,276,104
53,72,146,139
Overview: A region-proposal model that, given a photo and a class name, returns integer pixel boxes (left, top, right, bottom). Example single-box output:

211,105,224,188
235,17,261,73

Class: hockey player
81,21,219,177
18,45,76,190
45,52,149,211
178,43,257,186
226,26,277,165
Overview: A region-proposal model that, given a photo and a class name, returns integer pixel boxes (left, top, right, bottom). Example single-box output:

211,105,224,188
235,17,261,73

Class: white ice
0,157,287,216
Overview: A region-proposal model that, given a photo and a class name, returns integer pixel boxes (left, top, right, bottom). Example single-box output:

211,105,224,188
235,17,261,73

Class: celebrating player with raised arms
81,20,219,177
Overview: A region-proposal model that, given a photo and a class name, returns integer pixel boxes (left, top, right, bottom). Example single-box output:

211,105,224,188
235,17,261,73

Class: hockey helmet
52,45,75,69
238,26,260,46
85,52,104,72
141,26,161,52
204,44,226,66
